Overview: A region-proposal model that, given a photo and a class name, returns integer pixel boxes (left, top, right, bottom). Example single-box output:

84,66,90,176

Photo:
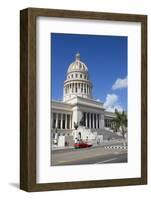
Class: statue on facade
74,122,79,130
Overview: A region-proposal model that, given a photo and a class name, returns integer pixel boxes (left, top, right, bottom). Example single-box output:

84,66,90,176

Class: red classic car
74,140,92,148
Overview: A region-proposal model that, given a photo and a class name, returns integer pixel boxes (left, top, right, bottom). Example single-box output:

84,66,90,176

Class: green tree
112,109,127,138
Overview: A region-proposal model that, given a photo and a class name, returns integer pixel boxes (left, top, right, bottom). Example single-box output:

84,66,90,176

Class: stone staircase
97,128,123,140
72,126,123,142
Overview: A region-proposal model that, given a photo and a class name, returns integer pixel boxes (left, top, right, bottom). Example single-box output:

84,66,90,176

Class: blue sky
51,33,127,112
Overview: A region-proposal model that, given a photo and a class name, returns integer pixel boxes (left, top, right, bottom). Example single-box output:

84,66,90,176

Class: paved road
51,146,127,166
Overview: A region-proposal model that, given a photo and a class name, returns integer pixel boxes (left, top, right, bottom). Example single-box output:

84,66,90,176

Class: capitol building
51,53,116,147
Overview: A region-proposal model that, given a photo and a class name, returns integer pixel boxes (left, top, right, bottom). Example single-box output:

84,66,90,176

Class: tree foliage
112,109,127,138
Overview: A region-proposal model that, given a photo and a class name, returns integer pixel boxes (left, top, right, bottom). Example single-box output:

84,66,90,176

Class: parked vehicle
74,139,92,148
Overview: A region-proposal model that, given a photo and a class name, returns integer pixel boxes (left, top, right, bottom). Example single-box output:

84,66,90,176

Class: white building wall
72,106,83,128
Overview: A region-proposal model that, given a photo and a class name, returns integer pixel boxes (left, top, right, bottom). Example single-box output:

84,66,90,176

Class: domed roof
67,53,88,73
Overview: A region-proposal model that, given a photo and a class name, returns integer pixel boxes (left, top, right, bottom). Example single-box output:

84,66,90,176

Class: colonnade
52,113,72,129
64,82,91,95
83,112,104,129
52,112,105,130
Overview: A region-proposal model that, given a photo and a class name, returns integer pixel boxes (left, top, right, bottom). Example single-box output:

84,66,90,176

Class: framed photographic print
20,8,147,191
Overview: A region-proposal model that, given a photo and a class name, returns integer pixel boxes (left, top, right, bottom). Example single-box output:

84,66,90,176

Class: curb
104,146,127,150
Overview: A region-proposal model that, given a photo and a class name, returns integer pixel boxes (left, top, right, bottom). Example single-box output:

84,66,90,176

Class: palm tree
112,109,127,138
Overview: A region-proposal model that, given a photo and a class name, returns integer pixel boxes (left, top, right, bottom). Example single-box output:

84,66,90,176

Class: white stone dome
67,53,88,74
63,53,93,102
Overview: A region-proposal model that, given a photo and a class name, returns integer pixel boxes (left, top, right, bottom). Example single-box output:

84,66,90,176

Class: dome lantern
76,52,80,61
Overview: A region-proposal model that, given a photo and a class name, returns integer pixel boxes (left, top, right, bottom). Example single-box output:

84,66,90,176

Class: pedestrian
74,137,78,144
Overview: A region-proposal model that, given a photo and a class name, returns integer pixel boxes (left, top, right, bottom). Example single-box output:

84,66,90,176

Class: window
58,114,61,129
84,84,86,93
83,112,86,126
97,114,99,129
80,74,82,78
76,74,78,78
62,114,65,129
71,74,73,78
67,115,70,129
94,114,96,129
91,113,93,128
53,113,56,129
87,113,89,128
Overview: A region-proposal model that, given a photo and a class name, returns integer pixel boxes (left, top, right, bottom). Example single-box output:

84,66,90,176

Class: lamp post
73,122,79,140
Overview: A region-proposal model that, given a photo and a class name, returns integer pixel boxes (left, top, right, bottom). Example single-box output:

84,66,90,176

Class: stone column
74,82,76,93
85,112,88,127
70,114,72,129
89,113,91,129
82,83,84,94
96,114,98,129
72,83,74,93
56,113,58,128
86,84,87,94
93,113,95,129
95,113,97,129
65,114,67,129
78,82,80,94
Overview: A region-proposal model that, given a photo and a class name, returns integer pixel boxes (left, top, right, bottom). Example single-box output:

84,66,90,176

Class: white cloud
112,76,127,90
103,94,123,113
104,94,118,108
106,105,123,113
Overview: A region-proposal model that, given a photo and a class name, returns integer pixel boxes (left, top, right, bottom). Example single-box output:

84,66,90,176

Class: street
51,145,127,166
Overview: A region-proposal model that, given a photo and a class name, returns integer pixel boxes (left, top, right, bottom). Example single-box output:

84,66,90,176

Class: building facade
51,53,115,146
